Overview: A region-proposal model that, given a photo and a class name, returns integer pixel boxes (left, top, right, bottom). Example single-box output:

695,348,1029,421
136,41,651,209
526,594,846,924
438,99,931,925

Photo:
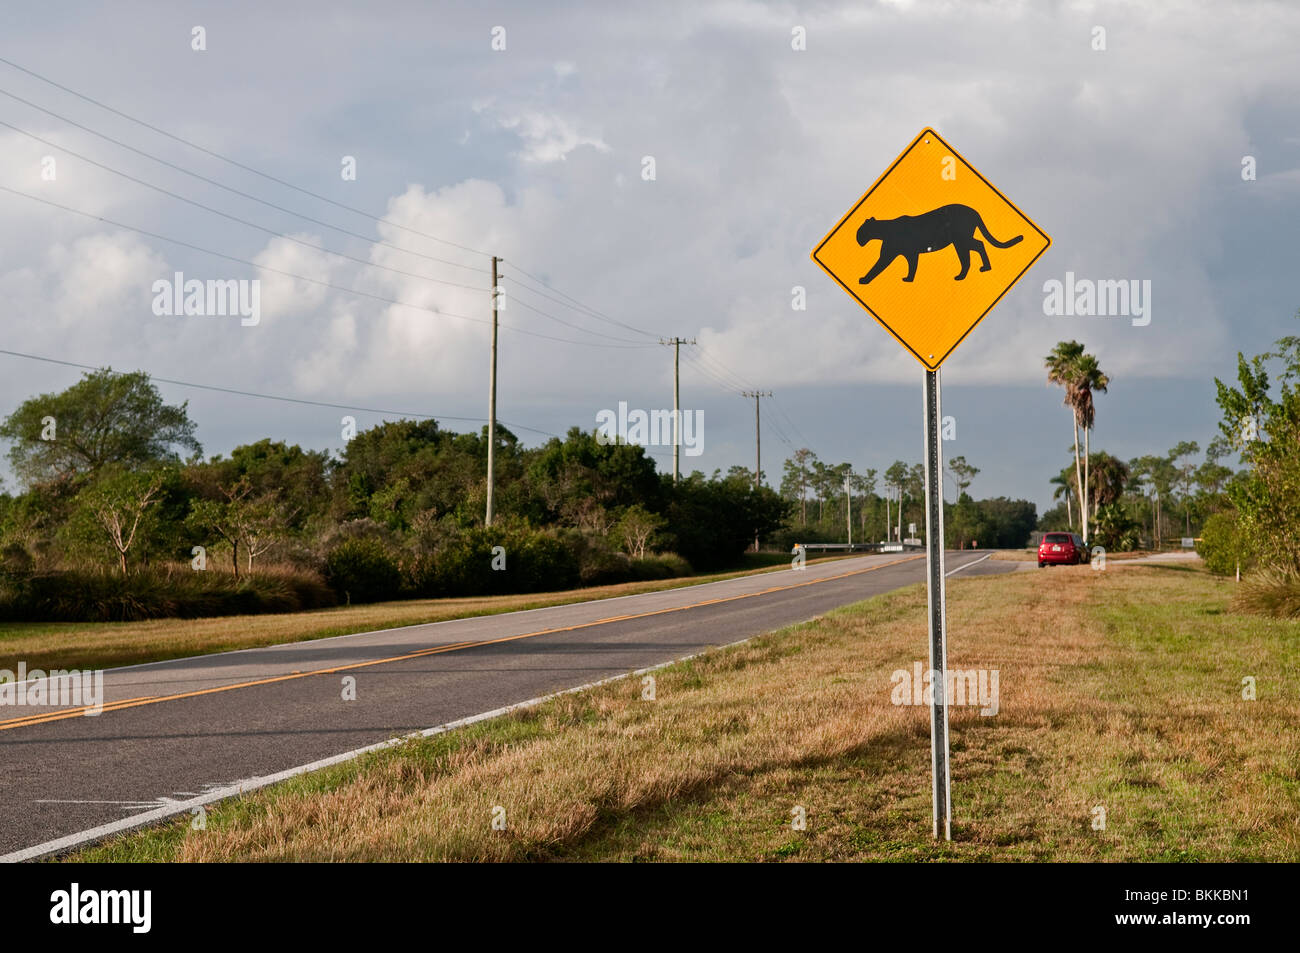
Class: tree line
777,448,1036,550
1038,339,1242,552
0,369,788,620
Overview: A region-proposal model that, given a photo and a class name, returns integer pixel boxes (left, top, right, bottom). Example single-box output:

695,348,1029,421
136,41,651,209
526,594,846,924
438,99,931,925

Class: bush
628,552,692,580
1197,511,1255,576
0,563,335,622
404,523,580,597
1090,504,1142,552
1233,566,1300,619
325,538,403,603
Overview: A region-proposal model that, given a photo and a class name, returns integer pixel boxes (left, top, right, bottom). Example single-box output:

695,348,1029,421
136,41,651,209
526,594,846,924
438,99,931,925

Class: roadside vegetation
0,370,788,622
1032,319,1300,621
73,562,1299,862
0,550,842,673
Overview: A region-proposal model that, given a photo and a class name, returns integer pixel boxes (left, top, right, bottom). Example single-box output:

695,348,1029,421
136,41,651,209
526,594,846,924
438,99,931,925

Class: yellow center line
1,554,925,732
0,695,159,730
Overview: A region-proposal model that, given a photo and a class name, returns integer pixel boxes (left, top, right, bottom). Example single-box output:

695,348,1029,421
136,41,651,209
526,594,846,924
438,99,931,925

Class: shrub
0,563,335,622
1233,566,1300,619
1197,511,1254,576
628,552,692,580
325,538,403,603
404,523,580,597
1090,504,1142,552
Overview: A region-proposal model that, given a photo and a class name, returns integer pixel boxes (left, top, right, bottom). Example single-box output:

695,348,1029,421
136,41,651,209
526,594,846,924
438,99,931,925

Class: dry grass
74,562,1300,862
1,554,844,674
992,548,1161,563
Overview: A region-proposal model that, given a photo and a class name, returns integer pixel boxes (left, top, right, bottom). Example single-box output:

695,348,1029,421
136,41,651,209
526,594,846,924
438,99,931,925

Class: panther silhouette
855,204,1023,284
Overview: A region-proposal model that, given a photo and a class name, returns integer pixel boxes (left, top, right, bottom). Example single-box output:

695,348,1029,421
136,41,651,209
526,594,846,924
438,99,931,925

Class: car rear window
1044,534,1072,544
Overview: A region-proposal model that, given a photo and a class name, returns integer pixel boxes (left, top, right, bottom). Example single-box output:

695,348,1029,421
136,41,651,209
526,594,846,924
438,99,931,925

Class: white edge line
1,635,767,864
945,552,992,577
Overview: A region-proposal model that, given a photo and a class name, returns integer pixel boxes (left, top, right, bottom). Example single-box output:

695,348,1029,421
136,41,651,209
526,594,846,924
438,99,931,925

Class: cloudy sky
0,0,1296,512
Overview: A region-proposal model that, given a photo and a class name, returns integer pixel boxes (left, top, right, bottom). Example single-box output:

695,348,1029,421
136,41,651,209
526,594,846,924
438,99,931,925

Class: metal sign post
923,368,951,840
809,127,1051,839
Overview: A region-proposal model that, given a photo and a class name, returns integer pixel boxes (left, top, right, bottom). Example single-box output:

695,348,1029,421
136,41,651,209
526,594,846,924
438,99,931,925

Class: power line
0,345,677,460
0,63,672,351
0,85,492,277
0,57,494,259
498,292,650,345
0,346,559,437
500,262,658,339
692,345,756,391
0,117,491,293
0,88,660,348
771,393,817,453
0,183,658,350
678,350,743,395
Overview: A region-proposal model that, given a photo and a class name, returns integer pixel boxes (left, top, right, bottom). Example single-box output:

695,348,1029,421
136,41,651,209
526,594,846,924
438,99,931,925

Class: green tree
1045,343,1108,544
1214,338,1300,573
948,456,979,496
1168,440,1201,535
186,477,254,577
72,467,168,574
613,504,666,559
1087,452,1130,515
0,369,200,488
780,449,815,526
883,461,909,541
1046,341,1086,538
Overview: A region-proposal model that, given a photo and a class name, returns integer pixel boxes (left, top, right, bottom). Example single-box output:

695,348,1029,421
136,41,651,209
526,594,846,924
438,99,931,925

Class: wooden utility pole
486,255,499,526
740,390,772,488
661,338,694,483
741,390,771,552
845,473,852,547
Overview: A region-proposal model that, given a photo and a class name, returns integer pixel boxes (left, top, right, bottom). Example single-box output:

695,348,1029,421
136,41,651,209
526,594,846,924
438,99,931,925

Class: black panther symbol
856,204,1023,284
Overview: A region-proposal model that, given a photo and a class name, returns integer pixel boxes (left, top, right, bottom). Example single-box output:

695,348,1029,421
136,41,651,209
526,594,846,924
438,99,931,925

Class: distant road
0,549,1013,859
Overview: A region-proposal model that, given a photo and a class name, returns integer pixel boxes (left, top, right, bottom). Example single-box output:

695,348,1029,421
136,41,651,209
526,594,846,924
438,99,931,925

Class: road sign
810,128,1050,371
810,128,1051,841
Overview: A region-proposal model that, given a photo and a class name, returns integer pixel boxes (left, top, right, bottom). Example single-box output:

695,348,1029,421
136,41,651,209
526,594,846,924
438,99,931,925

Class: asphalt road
0,549,1014,858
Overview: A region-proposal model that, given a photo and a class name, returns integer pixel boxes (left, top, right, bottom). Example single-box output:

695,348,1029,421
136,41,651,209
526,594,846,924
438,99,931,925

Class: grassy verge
72,561,1299,862
0,552,843,674
992,549,1166,563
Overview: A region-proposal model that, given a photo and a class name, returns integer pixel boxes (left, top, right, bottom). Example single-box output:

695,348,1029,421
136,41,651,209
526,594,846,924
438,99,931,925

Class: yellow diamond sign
810,128,1050,370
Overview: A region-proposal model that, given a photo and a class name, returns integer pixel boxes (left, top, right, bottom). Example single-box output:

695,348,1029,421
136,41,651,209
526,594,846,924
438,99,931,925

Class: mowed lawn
74,562,1300,862
0,553,839,674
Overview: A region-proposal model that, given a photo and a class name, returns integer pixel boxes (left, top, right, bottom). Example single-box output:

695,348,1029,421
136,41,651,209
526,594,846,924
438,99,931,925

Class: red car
1038,532,1087,567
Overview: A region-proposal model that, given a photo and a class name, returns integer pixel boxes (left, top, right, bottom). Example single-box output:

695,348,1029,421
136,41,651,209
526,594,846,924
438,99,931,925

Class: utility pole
741,390,771,552
845,473,853,548
740,391,771,488
661,338,695,483
486,255,500,527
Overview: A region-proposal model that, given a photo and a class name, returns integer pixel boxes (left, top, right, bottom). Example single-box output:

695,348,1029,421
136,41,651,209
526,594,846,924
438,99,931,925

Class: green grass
69,561,1300,862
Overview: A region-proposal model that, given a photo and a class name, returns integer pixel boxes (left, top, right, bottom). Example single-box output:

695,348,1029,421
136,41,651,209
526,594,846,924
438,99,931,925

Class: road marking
0,554,929,732
0,633,778,863
0,695,158,731
945,552,992,576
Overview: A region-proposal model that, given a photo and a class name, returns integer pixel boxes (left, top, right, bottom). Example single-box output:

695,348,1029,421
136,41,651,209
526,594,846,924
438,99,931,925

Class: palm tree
1073,353,1110,540
1046,341,1086,537
1087,452,1130,514
1050,468,1074,529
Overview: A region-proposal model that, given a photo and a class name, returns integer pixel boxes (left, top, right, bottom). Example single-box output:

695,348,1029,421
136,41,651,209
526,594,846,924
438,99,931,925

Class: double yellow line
0,554,924,733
